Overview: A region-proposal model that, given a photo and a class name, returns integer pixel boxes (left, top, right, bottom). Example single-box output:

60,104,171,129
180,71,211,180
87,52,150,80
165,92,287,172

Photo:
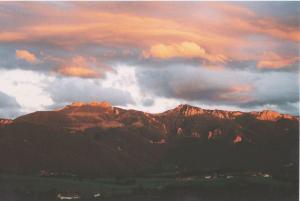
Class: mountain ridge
0,101,298,177
10,102,297,131
11,101,298,121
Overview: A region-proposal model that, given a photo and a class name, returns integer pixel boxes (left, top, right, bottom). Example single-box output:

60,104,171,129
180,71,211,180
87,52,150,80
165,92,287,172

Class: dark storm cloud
45,77,134,109
136,65,250,102
136,65,299,115
0,91,21,118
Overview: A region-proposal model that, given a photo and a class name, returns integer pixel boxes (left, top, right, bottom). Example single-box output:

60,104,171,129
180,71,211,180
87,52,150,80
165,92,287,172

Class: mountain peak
176,104,192,109
59,101,113,111
250,110,293,121
0,118,13,126
69,101,112,108
174,104,205,116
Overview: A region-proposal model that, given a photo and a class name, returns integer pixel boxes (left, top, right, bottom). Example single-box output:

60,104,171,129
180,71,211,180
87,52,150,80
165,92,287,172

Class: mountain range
0,102,298,179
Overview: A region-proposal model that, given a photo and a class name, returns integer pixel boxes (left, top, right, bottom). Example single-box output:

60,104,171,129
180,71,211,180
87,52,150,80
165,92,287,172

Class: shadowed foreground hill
0,102,298,179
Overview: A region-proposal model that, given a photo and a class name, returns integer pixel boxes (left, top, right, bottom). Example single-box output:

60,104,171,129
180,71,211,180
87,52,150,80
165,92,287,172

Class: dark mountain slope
0,102,298,178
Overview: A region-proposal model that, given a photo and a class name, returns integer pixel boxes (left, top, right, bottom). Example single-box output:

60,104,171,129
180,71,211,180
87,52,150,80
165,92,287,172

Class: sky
0,2,299,118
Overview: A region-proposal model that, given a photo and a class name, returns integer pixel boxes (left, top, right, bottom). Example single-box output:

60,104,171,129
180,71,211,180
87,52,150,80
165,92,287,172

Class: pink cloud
58,66,100,78
15,49,37,64
230,84,253,93
143,42,227,64
217,84,255,103
1,2,298,69
56,56,109,78
257,52,300,69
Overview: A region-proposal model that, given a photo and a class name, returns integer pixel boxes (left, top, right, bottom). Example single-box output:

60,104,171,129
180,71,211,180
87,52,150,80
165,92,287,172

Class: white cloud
102,65,187,113
0,65,298,118
0,69,54,114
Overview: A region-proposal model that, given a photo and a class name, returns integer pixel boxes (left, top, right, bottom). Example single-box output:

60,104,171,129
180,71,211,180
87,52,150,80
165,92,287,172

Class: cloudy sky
0,2,299,118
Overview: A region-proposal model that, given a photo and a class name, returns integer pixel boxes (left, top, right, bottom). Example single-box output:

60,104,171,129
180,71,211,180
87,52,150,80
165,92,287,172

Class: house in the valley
57,192,80,200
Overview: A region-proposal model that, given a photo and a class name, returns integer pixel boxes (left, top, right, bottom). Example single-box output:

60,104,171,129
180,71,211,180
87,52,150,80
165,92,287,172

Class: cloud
230,84,253,93
15,49,37,64
0,91,20,108
0,2,298,70
46,77,134,109
141,98,154,107
0,69,53,114
136,65,254,104
241,72,299,109
0,91,21,118
257,52,300,69
143,42,227,64
136,65,299,115
0,68,133,115
56,56,111,78
57,66,100,78
0,32,27,42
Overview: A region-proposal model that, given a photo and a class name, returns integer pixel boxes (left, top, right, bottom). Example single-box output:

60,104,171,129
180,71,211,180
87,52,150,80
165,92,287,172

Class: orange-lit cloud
56,56,106,78
143,42,227,63
257,52,300,69
58,66,100,78
0,2,298,70
209,3,255,17
15,50,37,64
0,32,27,42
